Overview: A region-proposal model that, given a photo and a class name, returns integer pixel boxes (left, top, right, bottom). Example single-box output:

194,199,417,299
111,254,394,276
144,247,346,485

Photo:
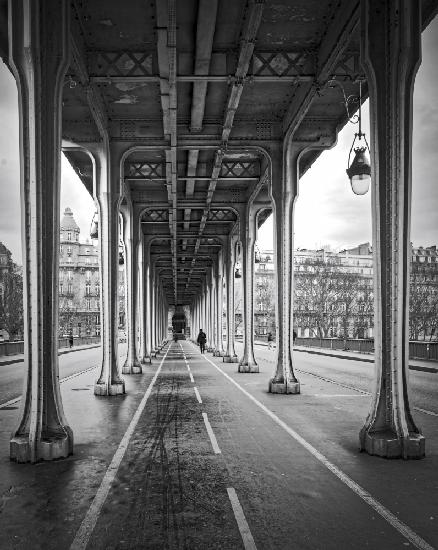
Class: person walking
197,329,207,354
267,331,274,351
69,333,74,349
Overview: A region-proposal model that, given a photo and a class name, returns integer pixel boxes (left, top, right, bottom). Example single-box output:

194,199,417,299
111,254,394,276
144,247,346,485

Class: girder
51,0,437,306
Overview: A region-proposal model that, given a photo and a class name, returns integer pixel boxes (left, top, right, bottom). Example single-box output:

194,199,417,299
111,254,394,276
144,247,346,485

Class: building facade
59,208,101,337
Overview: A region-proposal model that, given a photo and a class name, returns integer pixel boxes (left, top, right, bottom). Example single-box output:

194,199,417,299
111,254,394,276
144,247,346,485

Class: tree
410,263,438,341
294,258,340,338
0,268,24,340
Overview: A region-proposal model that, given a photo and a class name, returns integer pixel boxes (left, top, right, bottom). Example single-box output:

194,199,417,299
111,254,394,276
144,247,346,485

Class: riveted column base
269,378,300,394
10,428,73,463
94,380,125,396
223,355,239,363
238,362,259,373
141,355,152,364
122,359,142,374
359,429,425,459
213,350,223,357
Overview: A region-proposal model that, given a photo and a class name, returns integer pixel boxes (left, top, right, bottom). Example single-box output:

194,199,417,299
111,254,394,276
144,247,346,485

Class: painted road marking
201,350,434,550
202,412,221,454
297,367,438,418
70,346,171,550
0,364,100,409
189,371,194,383
194,387,203,404
186,364,191,372
414,406,438,417
312,394,369,398
227,488,257,550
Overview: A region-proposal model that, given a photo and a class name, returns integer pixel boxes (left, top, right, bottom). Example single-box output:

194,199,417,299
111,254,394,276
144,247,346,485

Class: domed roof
60,207,80,232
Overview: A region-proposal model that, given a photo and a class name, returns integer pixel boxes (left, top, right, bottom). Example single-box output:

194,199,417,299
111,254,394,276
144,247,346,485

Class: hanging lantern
234,268,242,279
118,242,124,265
90,211,98,239
346,146,371,195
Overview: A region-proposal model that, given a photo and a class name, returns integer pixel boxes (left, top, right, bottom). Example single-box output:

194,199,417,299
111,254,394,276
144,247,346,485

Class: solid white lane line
0,364,100,409
312,394,369,398
70,346,170,550
186,364,191,372
227,488,258,550
414,407,438,417
189,372,194,383
202,412,221,454
0,396,21,409
297,367,438,418
202,352,434,550
194,387,202,404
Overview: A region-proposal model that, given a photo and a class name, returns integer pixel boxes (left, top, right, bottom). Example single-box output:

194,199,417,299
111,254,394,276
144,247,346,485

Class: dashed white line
227,488,257,550
202,412,221,454
194,387,202,404
201,350,434,550
70,346,171,550
189,371,194,383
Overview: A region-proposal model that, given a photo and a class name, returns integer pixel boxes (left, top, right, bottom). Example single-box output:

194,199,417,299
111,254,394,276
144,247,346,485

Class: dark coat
197,331,206,344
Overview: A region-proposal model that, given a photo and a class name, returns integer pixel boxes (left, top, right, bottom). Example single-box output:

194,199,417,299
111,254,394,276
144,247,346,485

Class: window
86,298,91,310
75,233,79,242
67,246,72,256
60,246,63,255
86,284,91,296
86,257,90,265
86,270,91,281
68,270,73,280
67,232,72,241
67,284,72,294
86,248,90,255
59,284,63,294
95,300,99,310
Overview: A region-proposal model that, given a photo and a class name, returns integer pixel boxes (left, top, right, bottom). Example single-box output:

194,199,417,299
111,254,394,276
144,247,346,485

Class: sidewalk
249,339,438,374
0,342,101,367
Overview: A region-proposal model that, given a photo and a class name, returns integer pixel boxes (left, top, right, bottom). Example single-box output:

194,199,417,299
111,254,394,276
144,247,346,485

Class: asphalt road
0,342,437,549
249,343,438,417
0,344,127,406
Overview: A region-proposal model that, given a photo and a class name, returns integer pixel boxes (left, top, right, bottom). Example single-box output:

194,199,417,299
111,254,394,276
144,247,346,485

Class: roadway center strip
227,487,258,550
201,350,434,550
202,412,221,454
70,346,170,550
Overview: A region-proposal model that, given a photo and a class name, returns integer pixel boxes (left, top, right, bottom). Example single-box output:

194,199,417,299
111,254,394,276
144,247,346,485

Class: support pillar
93,143,125,396
223,235,238,362
9,0,73,462
268,143,302,394
120,202,142,374
214,250,225,356
268,134,336,394
359,0,425,459
239,206,258,372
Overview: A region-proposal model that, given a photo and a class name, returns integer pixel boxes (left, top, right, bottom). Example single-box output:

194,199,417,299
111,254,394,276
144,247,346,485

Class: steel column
359,0,425,459
9,0,73,462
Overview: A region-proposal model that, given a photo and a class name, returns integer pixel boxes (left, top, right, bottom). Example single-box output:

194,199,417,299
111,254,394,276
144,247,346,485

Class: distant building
58,207,125,337
59,208,100,337
0,242,23,341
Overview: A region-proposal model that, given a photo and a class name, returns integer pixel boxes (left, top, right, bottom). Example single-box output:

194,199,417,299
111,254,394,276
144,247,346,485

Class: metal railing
295,337,438,361
0,336,101,357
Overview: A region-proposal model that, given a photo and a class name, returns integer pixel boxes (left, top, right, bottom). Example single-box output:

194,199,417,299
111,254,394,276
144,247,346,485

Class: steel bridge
0,0,437,466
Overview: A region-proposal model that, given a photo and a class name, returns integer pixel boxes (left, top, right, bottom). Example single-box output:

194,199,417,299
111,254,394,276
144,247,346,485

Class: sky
0,17,437,263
